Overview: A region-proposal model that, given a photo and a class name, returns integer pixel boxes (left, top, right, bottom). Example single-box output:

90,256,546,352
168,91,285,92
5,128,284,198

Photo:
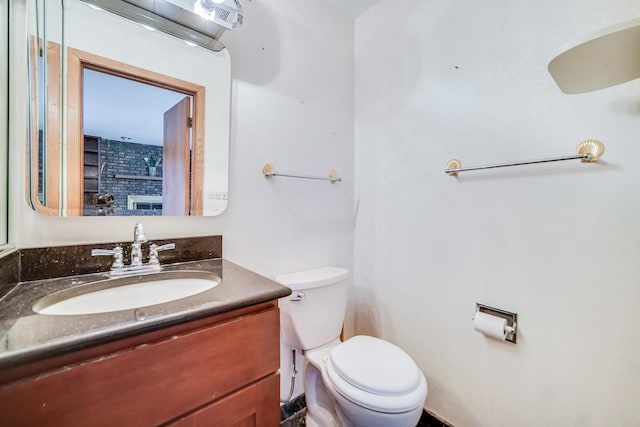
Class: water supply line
280,349,298,403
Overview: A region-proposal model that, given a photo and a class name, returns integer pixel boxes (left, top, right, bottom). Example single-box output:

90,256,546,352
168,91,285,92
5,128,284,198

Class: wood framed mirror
68,48,205,216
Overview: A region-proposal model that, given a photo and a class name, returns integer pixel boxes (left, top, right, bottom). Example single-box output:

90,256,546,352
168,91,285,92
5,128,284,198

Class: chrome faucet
133,222,148,244
149,243,176,265
92,222,175,276
131,223,148,267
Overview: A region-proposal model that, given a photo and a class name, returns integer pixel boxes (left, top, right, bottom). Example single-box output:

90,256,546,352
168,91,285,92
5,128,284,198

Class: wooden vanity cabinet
0,302,281,426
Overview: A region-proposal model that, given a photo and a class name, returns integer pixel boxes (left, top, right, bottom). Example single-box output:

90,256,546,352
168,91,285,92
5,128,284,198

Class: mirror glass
0,0,7,244
26,0,230,216
83,69,195,216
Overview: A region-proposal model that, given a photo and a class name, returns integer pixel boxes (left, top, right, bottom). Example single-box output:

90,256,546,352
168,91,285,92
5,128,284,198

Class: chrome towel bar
445,139,605,176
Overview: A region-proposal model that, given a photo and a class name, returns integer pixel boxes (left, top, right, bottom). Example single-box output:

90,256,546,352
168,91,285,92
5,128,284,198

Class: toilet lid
326,336,427,413
329,336,422,395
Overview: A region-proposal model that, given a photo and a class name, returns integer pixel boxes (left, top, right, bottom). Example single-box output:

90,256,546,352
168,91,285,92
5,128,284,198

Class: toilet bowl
277,267,427,427
310,336,427,427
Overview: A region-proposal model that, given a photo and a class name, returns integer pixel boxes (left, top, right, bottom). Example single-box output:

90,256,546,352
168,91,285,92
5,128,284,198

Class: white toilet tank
277,266,349,351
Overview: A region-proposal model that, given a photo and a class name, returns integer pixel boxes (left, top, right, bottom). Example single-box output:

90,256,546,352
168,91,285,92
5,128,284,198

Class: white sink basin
33,271,221,316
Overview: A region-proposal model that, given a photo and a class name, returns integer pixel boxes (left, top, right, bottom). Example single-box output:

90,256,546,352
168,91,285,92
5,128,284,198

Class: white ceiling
324,0,381,18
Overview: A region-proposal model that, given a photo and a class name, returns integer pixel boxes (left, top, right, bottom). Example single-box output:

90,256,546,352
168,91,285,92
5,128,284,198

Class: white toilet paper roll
473,312,507,340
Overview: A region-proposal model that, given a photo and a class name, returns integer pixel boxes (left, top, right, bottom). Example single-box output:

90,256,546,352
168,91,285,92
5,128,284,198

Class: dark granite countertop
0,259,291,370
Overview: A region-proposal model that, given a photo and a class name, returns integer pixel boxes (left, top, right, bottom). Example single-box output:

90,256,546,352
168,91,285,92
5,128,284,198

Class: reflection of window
128,195,163,210
136,202,163,211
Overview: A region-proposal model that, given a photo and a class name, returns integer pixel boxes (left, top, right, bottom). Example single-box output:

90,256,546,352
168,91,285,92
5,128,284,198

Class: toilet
277,267,427,427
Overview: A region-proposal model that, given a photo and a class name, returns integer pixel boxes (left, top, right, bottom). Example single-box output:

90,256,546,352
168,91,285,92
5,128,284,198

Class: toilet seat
325,336,427,413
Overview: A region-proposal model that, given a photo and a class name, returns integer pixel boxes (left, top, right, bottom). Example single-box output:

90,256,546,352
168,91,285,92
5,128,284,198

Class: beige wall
352,0,640,425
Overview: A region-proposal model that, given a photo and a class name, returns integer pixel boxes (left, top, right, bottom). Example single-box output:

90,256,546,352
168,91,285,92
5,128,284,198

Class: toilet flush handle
289,291,305,302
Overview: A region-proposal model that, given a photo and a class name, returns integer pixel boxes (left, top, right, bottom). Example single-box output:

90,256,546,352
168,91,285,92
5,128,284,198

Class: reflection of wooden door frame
28,38,61,216
65,47,205,216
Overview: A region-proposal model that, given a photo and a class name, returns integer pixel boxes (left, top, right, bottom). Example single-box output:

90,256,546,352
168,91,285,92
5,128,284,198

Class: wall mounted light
80,0,244,52
191,0,243,29
548,19,640,94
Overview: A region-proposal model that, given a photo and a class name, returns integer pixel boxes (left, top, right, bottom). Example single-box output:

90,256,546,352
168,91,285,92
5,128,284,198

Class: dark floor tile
417,409,452,427
280,394,452,427
281,409,306,426
281,394,307,420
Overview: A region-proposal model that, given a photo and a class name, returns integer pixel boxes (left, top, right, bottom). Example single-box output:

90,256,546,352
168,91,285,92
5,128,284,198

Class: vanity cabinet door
0,305,280,426
169,374,280,427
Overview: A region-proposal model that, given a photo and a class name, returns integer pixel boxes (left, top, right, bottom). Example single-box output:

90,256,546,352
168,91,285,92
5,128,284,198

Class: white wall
221,0,354,276
352,0,640,426
9,0,354,401
9,0,354,263
18,1,638,421
221,0,354,399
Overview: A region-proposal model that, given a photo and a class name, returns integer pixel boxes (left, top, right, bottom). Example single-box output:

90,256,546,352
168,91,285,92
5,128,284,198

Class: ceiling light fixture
78,0,243,52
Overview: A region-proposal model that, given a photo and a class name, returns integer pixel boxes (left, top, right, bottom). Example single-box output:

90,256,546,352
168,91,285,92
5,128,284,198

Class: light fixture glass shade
548,20,640,94
191,0,243,29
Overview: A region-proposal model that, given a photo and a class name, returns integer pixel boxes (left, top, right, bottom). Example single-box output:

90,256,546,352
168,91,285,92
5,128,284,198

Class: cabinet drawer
0,306,280,426
169,374,280,427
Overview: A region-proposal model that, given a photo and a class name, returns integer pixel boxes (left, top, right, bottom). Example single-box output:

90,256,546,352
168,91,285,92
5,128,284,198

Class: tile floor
281,409,306,426
279,394,451,427
280,409,451,427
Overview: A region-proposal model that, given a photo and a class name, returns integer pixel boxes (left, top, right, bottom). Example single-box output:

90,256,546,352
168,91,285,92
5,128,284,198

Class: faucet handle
149,243,176,265
91,246,124,269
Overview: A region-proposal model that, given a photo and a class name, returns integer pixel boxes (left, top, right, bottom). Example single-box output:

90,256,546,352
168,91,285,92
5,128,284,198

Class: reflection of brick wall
37,131,44,203
99,139,163,216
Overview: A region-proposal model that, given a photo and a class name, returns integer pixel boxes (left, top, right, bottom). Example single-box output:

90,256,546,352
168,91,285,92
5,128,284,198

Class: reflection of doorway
82,69,192,216
163,96,192,216
66,47,205,216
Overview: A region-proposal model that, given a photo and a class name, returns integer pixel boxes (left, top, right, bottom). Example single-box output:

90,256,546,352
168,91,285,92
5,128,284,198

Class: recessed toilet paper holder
475,303,518,344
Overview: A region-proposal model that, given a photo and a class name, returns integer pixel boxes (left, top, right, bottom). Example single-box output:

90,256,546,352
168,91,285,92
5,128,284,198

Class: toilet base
327,384,424,427
303,339,425,427
304,349,340,427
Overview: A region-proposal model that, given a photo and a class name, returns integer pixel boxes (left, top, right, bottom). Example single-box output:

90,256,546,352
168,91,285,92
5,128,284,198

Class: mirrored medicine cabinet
26,0,231,217
1,0,8,246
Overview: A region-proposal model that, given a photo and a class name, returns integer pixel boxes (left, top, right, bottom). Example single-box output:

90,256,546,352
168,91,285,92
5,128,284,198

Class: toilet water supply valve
281,349,298,403
281,290,305,402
